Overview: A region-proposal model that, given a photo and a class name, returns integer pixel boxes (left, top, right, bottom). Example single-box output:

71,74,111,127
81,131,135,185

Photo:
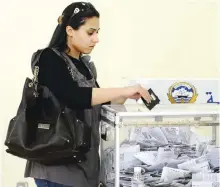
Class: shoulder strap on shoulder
31,49,45,73
81,55,97,80
50,48,85,80
50,48,97,80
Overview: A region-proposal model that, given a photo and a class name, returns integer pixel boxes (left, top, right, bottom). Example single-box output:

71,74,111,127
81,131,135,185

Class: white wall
0,0,219,187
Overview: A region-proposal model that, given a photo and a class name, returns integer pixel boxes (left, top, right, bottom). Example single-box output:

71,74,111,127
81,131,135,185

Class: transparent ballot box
100,103,220,187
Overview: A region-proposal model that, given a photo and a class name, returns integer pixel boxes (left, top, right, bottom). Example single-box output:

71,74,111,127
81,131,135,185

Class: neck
67,49,80,60
65,41,80,60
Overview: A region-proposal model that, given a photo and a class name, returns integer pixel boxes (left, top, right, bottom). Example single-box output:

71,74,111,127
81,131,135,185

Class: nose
92,33,99,43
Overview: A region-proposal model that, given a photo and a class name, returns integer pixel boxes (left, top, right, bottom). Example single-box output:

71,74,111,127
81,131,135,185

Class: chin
82,48,93,54
83,51,91,55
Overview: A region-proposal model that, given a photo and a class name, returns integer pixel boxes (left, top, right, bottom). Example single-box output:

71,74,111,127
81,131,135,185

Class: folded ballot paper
119,144,142,170
102,126,219,187
192,172,220,187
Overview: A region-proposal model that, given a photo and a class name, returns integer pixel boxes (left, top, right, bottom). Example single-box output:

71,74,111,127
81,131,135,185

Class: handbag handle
29,48,66,98
28,65,39,98
29,49,45,98
29,49,65,111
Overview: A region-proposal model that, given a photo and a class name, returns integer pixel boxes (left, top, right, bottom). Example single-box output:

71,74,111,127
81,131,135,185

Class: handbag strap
51,48,96,81
30,49,45,97
51,48,84,80
30,48,96,97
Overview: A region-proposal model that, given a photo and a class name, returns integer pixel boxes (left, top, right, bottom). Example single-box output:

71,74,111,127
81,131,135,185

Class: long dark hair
48,2,99,52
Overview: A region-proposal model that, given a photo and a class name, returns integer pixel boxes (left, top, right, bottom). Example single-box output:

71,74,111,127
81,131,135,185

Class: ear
66,26,74,37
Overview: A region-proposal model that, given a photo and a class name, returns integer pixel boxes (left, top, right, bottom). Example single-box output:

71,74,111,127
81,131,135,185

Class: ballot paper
130,126,192,145
119,144,142,170
192,172,220,187
156,147,178,163
134,151,158,165
160,127,182,143
178,156,210,172
160,167,191,183
207,147,220,169
145,127,169,145
129,127,169,145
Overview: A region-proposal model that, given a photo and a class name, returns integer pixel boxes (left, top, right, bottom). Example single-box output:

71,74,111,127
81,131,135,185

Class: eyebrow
89,28,100,31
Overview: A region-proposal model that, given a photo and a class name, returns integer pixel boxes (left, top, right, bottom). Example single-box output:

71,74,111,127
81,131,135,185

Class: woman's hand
122,84,152,103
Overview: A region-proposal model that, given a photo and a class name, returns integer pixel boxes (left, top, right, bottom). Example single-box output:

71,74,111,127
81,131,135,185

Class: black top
38,48,101,121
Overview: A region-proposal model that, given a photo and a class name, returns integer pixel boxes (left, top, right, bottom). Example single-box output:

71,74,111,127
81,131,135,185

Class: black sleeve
38,48,92,110
95,81,111,105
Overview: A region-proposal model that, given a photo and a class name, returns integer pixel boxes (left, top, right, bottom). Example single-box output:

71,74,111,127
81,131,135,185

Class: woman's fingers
139,87,152,103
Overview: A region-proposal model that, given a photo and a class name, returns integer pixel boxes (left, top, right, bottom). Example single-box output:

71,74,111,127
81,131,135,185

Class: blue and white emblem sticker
167,82,198,103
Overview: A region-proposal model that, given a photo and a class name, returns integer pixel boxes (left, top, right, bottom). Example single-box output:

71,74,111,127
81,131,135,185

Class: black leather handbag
4,49,91,165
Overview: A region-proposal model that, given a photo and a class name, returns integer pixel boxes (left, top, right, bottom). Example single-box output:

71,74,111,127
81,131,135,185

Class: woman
24,2,152,187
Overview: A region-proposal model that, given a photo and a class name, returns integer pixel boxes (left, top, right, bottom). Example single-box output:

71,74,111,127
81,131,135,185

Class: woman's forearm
91,84,152,106
111,97,127,104
91,88,125,106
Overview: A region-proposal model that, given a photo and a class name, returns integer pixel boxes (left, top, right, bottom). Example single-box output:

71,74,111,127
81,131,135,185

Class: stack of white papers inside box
102,126,219,187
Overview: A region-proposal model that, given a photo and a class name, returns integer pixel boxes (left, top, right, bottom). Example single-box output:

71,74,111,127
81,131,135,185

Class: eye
87,30,99,36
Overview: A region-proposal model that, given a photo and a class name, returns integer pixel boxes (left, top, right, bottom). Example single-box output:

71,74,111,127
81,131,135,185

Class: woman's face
66,16,100,54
